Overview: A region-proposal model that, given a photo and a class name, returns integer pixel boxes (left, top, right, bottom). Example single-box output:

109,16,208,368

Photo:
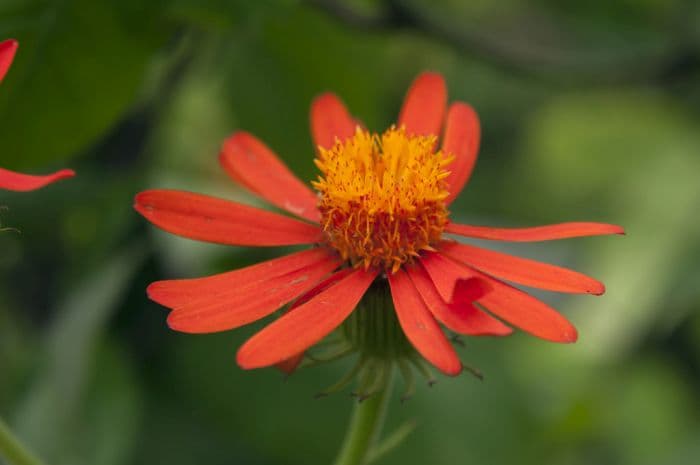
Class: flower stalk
333,368,394,465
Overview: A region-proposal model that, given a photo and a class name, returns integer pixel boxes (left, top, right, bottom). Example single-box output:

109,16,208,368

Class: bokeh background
2,1,700,464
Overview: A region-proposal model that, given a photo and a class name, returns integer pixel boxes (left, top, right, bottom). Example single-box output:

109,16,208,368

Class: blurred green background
2,0,700,464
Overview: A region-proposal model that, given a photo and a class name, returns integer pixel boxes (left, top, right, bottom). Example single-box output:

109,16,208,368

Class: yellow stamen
313,126,453,272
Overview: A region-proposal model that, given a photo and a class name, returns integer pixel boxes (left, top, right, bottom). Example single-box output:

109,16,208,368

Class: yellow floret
313,126,452,272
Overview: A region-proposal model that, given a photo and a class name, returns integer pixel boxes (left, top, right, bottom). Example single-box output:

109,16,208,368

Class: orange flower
0,39,74,191
136,72,623,376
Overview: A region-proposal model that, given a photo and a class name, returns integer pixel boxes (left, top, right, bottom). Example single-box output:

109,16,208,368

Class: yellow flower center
313,127,453,273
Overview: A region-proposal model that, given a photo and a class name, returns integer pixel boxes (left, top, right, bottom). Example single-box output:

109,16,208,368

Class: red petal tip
310,92,357,151
145,281,165,302
562,326,578,343
398,72,447,137
166,312,191,333
415,71,445,84
590,282,606,296
47,169,75,183
0,168,75,191
0,39,19,82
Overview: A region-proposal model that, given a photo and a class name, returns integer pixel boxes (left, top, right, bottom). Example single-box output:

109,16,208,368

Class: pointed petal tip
544,325,578,344
446,221,626,242
0,167,75,191
43,168,75,186
495,326,515,337
53,168,75,179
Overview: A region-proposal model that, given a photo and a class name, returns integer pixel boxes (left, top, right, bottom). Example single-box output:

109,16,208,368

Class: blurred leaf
12,243,145,465
166,0,297,31
603,359,696,465
519,91,700,361
0,0,171,169
81,342,142,465
382,0,677,82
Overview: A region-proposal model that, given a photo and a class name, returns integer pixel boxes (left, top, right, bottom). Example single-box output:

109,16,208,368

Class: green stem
333,366,394,465
0,417,46,465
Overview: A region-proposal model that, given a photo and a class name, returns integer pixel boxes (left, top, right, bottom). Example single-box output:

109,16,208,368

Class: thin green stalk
333,366,394,465
0,417,46,465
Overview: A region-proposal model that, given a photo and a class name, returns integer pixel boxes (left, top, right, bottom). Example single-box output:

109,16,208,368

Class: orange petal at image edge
0,39,18,83
0,168,75,192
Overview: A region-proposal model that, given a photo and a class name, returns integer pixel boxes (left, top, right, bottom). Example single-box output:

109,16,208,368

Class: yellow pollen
313,126,453,273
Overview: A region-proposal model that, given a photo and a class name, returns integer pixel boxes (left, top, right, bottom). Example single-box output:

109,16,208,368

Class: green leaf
0,0,171,169
11,243,145,464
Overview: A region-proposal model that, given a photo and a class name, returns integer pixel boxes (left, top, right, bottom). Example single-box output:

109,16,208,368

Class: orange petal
237,268,377,369
388,269,462,376
0,39,18,83
274,267,354,374
466,266,578,343
397,72,447,137
219,132,321,223
446,222,625,242
148,248,336,308
166,254,340,333
406,264,512,336
419,251,490,303
439,241,605,295
442,103,480,204
134,190,323,246
0,167,74,192
310,93,357,150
